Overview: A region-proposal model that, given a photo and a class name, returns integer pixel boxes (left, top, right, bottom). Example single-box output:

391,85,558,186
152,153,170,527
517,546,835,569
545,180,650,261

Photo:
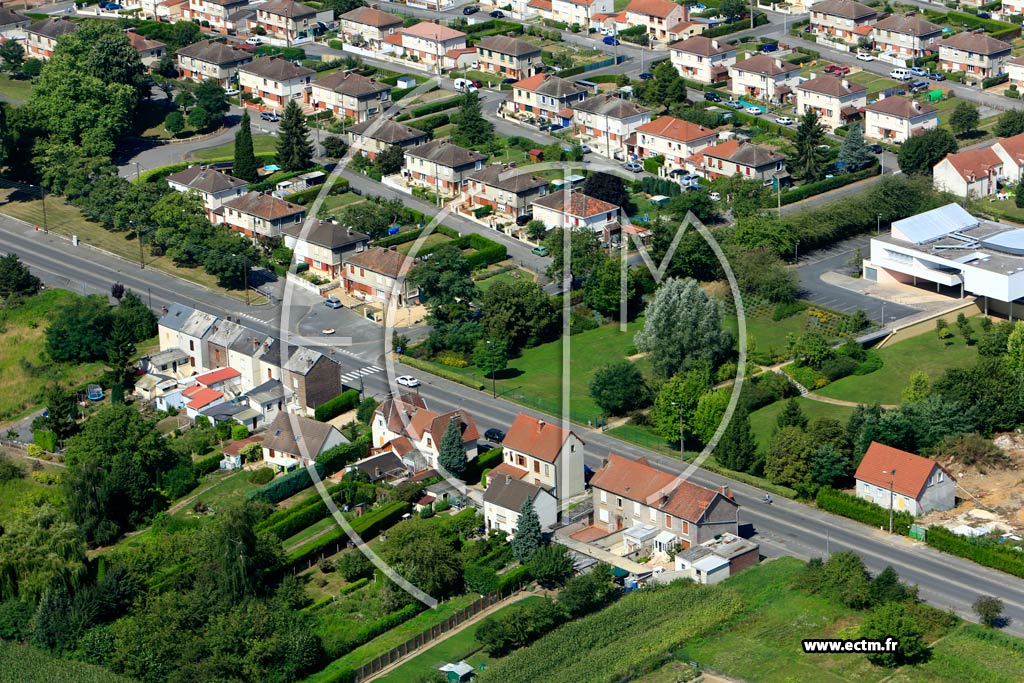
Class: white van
889,68,912,81
453,78,478,93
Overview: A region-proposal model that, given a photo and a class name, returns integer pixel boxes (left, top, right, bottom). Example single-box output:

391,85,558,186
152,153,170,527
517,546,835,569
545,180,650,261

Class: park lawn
0,74,36,103
0,289,108,423
723,307,810,364
606,423,688,460
374,596,546,683
749,397,856,450
0,640,138,683
191,134,278,161
814,318,982,405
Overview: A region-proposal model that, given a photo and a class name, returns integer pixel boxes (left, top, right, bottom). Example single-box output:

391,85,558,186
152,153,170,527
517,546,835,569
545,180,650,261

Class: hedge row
945,11,1020,40
373,223,459,248
732,109,797,139
288,177,351,206
467,24,525,43
780,164,879,205
399,356,486,391
925,526,1024,579
251,167,322,193
409,112,451,135
249,462,326,504
258,481,337,532
263,489,338,541
411,232,506,269
306,603,424,683
463,19,520,34
314,389,361,422
706,13,768,38
282,500,411,570
192,452,223,478
815,486,914,536
464,446,503,484
340,577,370,595
496,564,532,594
395,96,463,121
318,435,371,477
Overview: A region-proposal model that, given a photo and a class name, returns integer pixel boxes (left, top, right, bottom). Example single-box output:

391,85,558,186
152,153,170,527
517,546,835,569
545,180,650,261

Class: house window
599,508,609,523
543,463,549,476
650,507,657,522
665,515,673,528
516,454,526,467
682,520,689,534
189,340,195,351
616,497,622,508
600,490,607,503
426,437,432,448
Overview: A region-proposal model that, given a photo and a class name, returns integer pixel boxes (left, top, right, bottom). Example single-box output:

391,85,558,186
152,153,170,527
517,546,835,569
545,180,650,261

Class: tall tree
276,99,313,172
776,398,808,430
407,243,476,316
0,40,24,72
949,101,980,137
451,92,492,148
437,416,467,479
897,128,958,176
860,603,929,666
995,109,1024,138
543,228,604,282
1006,321,1024,373
716,403,756,473
584,257,641,319
582,172,630,208
114,290,158,342
106,316,137,390
511,497,542,563
634,277,733,378
233,111,259,182
375,143,405,175
837,122,874,171
197,501,273,603
480,278,558,351
650,364,712,440
589,361,649,416
34,384,79,444
0,253,41,299
901,370,931,403
793,108,827,182
473,337,509,380
45,295,114,363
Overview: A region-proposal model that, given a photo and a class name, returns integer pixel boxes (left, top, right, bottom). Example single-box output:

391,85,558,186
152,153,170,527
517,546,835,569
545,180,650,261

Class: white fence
285,272,337,296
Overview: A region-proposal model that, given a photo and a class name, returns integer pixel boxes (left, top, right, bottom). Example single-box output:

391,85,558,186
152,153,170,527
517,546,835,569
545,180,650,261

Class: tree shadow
491,368,523,380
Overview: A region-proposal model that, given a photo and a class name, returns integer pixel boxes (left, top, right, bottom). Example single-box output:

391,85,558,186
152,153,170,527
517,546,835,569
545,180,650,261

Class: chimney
636,456,649,466
537,419,545,431
720,484,730,497
307,358,313,367
602,457,609,468
711,39,720,50
775,58,782,69
505,474,512,484
841,78,850,90
252,337,259,350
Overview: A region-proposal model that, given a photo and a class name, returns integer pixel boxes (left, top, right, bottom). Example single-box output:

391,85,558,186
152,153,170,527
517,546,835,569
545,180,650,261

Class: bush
926,526,1024,579
773,300,808,320
249,462,326,504
816,486,914,535
280,500,411,571
435,350,469,367
318,435,371,476
314,389,361,422
394,96,462,121
340,577,370,595
248,467,275,485
473,204,493,219
820,354,858,382
642,155,664,174
781,164,879,205
287,177,350,206
853,350,883,375
192,452,223,478
231,424,249,440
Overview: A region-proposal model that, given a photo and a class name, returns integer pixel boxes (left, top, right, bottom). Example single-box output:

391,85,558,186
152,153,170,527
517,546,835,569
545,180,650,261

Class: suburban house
854,441,955,515
253,0,331,46
871,13,943,58
864,95,939,143
126,29,167,69
156,0,190,21
1007,55,1024,90
339,6,403,48
930,133,1024,198
371,400,480,472
693,140,788,183
219,191,306,239
465,164,550,220
283,221,369,279
629,115,719,174
624,0,684,43
262,412,347,469
175,40,253,87
795,75,867,132
343,247,418,307
158,303,218,372
204,319,246,371
509,74,587,127
193,366,243,396
532,190,620,240
668,36,736,84
182,0,249,33
573,95,653,159
937,31,1012,81
483,475,558,535
166,166,249,219
550,0,613,27
25,17,77,60
226,331,282,393
238,56,314,111
282,346,343,416
388,22,467,71
672,533,759,585
243,379,287,425
728,54,801,103
371,392,428,449
808,0,877,44
311,71,391,122
589,453,739,551
475,35,544,81
159,382,226,419
665,19,702,42
403,138,487,196
497,413,586,509
0,8,30,40
347,119,428,160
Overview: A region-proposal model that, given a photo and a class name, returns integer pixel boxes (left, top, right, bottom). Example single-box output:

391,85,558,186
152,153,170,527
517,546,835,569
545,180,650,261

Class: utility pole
885,468,896,533
243,256,250,306
39,186,48,233
486,340,496,398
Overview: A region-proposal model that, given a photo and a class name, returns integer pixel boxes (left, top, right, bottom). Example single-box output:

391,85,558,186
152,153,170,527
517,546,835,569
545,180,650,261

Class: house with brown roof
871,13,942,58
590,454,738,550
0,7,31,40
25,16,77,60
392,22,467,71
669,36,735,84
219,191,306,239
370,393,479,472
183,0,249,33
573,95,653,159
347,119,428,160
238,55,314,111
126,29,167,69
809,0,877,44
510,74,587,126
465,164,550,220
403,138,487,196
175,39,253,87
992,132,1024,185
625,0,684,42
166,166,249,219
938,31,1012,81
283,221,369,279
254,0,331,46
483,475,558,535
343,247,418,307
630,115,719,174
728,55,801,104
476,35,543,81
932,133,1024,198
500,413,586,509
262,412,347,469
864,95,938,143
532,189,621,240
695,140,788,183
665,19,703,42
795,75,867,132
854,441,954,515
339,6,403,48
311,72,391,123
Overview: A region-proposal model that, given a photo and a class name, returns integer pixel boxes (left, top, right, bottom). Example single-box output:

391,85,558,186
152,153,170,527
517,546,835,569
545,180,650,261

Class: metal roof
981,229,1024,256
892,203,978,245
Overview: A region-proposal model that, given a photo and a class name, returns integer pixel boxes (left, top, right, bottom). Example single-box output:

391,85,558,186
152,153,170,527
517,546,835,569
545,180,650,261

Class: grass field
749,397,856,450
319,191,365,217
0,459,62,525
170,468,261,520
397,232,451,255
476,268,527,293
0,640,138,683
723,308,809,363
0,74,35,103
191,134,278,161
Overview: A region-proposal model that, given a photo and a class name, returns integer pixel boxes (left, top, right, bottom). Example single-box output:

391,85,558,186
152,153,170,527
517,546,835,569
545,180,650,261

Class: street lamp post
884,468,897,533
671,401,684,460
794,240,800,262
876,213,882,235
486,340,496,398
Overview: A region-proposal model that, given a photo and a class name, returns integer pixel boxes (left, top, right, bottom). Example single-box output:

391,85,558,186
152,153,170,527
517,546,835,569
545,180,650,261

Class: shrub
473,204,493,219
249,462,326,504
318,435,371,475
248,467,275,485
820,354,858,382
435,350,469,367
281,500,411,571
642,155,664,174
314,389,361,422
340,577,370,595
926,526,1024,579
773,300,808,320
192,452,223,478
231,424,250,440
781,165,879,205
816,486,914,535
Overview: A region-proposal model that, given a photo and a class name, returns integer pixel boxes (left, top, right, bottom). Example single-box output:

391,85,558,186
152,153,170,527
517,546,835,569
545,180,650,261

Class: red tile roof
939,31,1011,56
669,35,733,57
865,95,937,118
184,387,223,410
625,0,680,18
402,21,466,42
942,146,1002,181
489,461,529,482
636,115,717,143
346,247,412,279
532,189,619,218
223,435,263,456
383,32,404,46
854,441,950,499
340,6,403,28
195,367,241,386
853,24,874,36
997,132,1024,168
502,413,581,463
527,0,552,9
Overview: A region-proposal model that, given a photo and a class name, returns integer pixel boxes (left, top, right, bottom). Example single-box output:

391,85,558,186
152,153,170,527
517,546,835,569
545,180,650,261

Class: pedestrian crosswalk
340,365,383,384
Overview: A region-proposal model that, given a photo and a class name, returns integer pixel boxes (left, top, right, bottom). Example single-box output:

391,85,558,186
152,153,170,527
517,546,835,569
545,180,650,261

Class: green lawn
475,268,527,293
814,318,982,405
749,397,856,450
191,134,278,161
0,640,138,683
397,232,451,255
170,469,261,520
0,74,36,103
723,307,809,365
318,191,364,217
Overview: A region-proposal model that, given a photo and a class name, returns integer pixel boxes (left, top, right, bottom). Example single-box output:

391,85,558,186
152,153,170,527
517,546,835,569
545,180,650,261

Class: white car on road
775,116,793,125
856,52,874,61
396,375,421,387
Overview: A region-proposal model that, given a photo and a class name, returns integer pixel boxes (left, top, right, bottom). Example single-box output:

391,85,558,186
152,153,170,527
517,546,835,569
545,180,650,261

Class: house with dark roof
262,412,347,469
311,72,391,123
403,138,487,196
343,247,419,307
532,189,621,240
476,35,543,81
695,140,788,184
283,346,343,416
509,74,586,126
625,0,684,42
283,221,369,279
500,413,585,509
220,191,306,239
871,13,942,58
347,119,428,160
590,453,739,550
339,6,403,48
370,394,479,472
671,532,759,584
809,0,877,44
26,17,77,60
238,56,315,111
668,36,736,84
158,303,219,372
228,331,282,393
938,31,1012,81
0,7,31,40
630,115,719,174
126,29,167,69
465,164,550,220
254,0,331,46
483,474,558,535
243,378,287,424
795,75,867,131
175,39,253,87
728,55,801,104
855,441,954,515
864,95,938,143
573,95,653,159
183,0,248,32
204,319,247,371
166,166,249,218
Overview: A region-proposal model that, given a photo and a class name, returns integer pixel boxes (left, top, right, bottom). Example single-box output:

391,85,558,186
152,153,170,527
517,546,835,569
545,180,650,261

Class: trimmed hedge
496,564,532,594
982,73,1009,89
399,356,486,391
287,178,351,206
192,452,223,478
340,577,370,595
281,500,411,570
249,462,326,504
409,112,450,135
258,483,336,531
374,223,459,248
816,486,914,535
263,488,339,541
318,435,371,476
946,11,1020,40
706,12,768,38
314,389,361,422
926,525,1024,579
464,446,503,484
251,168,322,193
780,164,879,205
395,96,462,121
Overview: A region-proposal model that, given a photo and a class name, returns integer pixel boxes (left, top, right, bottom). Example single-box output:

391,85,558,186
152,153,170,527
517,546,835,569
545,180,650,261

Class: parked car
744,106,762,115
704,91,722,102
463,5,480,13
977,10,991,18
928,72,946,81
775,116,793,125
603,36,620,45
580,143,591,154
516,213,535,226
639,72,653,80
324,297,342,309
910,66,928,77
824,64,850,76
484,428,506,443
679,173,700,186
245,36,262,45
709,192,721,201
910,79,929,94
856,52,873,61
889,68,912,81
454,78,478,93
396,375,421,387
225,87,239,96
724,99,743,108
868,143,883,154
623,161,643,172
532,245,550,256
260,111,279,122
501,77,517,84
761,43,779,53
490,9,504,17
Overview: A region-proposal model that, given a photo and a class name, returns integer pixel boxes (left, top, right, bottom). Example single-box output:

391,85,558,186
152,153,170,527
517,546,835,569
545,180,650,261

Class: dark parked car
704,91,722,102
484,428,505,443
463,5,480,13
638,71,653,80
603,36,620,45
868,143,883,154
928,72,946,81
516,213,534,226
761,43,778,53
977,10,991,18
260,111,280,122
490,9,504,17
501,77,517,84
